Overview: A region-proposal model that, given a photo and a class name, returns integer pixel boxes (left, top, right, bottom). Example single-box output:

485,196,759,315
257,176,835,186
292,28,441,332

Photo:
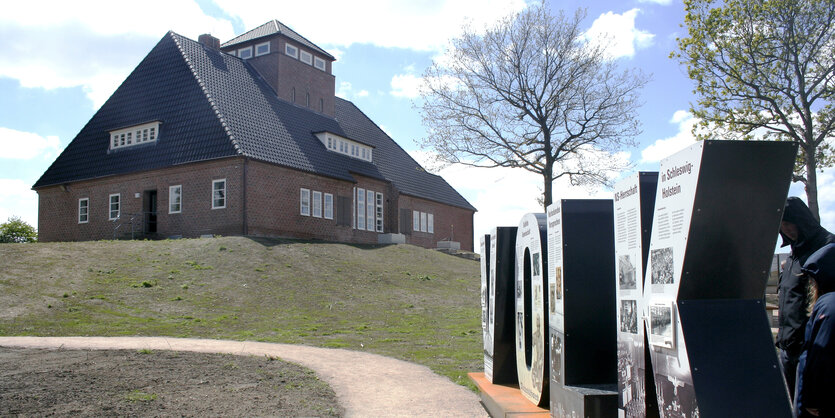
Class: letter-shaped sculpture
644,140,796,417
613,172,660,417
480,228,518,383
515,213,549,406
548,200,618,416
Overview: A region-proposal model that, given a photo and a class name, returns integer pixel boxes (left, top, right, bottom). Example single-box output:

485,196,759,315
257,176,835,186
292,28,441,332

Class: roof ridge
169,32,243,155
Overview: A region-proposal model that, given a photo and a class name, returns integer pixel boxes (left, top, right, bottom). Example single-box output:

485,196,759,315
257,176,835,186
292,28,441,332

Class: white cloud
641,110,698,163
0,1,235,107
0,127,62,160
638,0,673,4
390,74,423,99
0,179,38,227
585,9,655,59
212,0,527,51
356,90,370,98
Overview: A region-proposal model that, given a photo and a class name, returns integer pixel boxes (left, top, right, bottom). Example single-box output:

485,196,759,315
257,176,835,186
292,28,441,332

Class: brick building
34,20,476,250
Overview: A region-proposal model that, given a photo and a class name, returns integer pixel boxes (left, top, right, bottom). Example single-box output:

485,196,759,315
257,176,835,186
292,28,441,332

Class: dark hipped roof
221,20,335,61
34,32,475,212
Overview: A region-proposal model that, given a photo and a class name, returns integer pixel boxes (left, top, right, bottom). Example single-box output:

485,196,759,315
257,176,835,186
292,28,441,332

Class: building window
285,43,299,59
300,50,313,65
255,42,270,57
427,213,434,233
78,198,89,224
169,185,182,214
238,46,253,59
357,188,366,230
300,188,310,216
292,87,296,103
413,210,420,232
306,92,310,107
366,190,375,231
324,193,334,220
314,57,326,71
375,193,384,233
212,179,226,209
110,121,159,150
109,193,120,220
312,191,322,218
420,212,428,232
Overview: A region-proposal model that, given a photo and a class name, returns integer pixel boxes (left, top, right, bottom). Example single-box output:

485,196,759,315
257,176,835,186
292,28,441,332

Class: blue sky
0,0,831,241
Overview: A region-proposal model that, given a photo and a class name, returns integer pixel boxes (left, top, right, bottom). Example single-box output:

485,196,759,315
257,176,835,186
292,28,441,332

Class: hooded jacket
776,197,835,353
796,243,835,417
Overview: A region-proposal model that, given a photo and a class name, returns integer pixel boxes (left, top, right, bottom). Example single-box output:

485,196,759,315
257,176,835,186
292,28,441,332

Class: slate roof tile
34,31,475,212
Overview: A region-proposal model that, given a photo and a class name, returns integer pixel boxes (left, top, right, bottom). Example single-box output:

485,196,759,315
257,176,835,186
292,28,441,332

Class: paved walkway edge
0,336,487,418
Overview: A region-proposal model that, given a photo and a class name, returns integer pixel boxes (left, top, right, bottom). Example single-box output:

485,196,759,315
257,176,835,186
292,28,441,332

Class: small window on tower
285,43,299,59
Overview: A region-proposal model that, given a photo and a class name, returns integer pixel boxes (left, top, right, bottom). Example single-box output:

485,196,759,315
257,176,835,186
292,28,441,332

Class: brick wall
36,157,474,251
223,36,335,117
37,158,244,242
245,160,390,245
396,194,475,251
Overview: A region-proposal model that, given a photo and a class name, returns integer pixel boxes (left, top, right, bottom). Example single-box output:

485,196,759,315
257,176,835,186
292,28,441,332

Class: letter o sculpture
514,213,549,406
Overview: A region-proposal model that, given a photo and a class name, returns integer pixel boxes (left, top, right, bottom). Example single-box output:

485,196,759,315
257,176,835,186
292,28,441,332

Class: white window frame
255,42,270,57
427,213,434,234
312,191,322,218
300,50,313,65
78,198,89,224
413,210,420,232
285,43,299,59
375,192,384,233
110,122,159,151
212,179,226,209
300,188,310,216
314,57,326,71
169,185,182,214
238,46,253,59
366,189,375,231
357,188,366,230
109,193,120,220
420,212,428,232
324,193,334,220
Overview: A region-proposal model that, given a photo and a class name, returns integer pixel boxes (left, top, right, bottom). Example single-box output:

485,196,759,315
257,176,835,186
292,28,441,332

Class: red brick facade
221,37,336,117
37,157,475,251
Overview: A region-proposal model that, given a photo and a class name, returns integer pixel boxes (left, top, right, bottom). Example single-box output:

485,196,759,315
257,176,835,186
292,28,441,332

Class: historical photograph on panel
550,331,563,384
650,247,674,284
620,299,638,334
617,340,646,415
532,252,541,277
655,371,698,418
554,267,562,299
532,311,544,389
550,283,557,314
517,312,525,351
650,303,674,349
618,255,637,290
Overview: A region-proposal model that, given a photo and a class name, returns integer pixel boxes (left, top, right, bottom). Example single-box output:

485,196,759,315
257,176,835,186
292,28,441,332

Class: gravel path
0,336,487,417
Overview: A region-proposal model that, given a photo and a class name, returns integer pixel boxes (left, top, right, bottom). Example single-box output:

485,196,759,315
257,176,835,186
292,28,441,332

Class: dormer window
315,132,372,162
314,57,326,71
285,43,298,59
110,122,160,150
300,50,312,65
255,42,270,57
238,46,253,59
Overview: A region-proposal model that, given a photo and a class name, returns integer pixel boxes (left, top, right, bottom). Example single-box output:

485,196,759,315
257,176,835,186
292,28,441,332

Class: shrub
0,216,37,243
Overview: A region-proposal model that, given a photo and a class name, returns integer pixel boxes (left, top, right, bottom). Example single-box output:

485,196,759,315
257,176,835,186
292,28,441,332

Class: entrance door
144,190,157,234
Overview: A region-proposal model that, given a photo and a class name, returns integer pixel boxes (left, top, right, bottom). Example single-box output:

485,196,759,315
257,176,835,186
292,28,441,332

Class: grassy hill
0,237,483,387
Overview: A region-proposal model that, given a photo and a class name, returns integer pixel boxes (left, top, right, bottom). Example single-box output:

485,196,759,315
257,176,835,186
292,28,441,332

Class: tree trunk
804,145,820,222
542,171,552,213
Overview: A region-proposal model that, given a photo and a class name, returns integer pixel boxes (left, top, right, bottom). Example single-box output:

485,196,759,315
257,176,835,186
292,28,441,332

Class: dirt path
0,336,488,417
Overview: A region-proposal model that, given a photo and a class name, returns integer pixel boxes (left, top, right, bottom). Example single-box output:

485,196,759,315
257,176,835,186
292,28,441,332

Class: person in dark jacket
776,197,835,399
796,243,835,417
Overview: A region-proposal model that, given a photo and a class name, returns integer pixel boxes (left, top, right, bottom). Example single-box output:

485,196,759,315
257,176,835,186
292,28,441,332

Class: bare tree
419,4,649,210
673,0,835,220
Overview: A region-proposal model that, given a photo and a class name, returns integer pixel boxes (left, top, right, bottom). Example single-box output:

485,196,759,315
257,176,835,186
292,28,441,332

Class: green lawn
0,236,483,388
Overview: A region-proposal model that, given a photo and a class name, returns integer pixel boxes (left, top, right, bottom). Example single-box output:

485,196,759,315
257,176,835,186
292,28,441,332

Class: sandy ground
0,336,488,417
